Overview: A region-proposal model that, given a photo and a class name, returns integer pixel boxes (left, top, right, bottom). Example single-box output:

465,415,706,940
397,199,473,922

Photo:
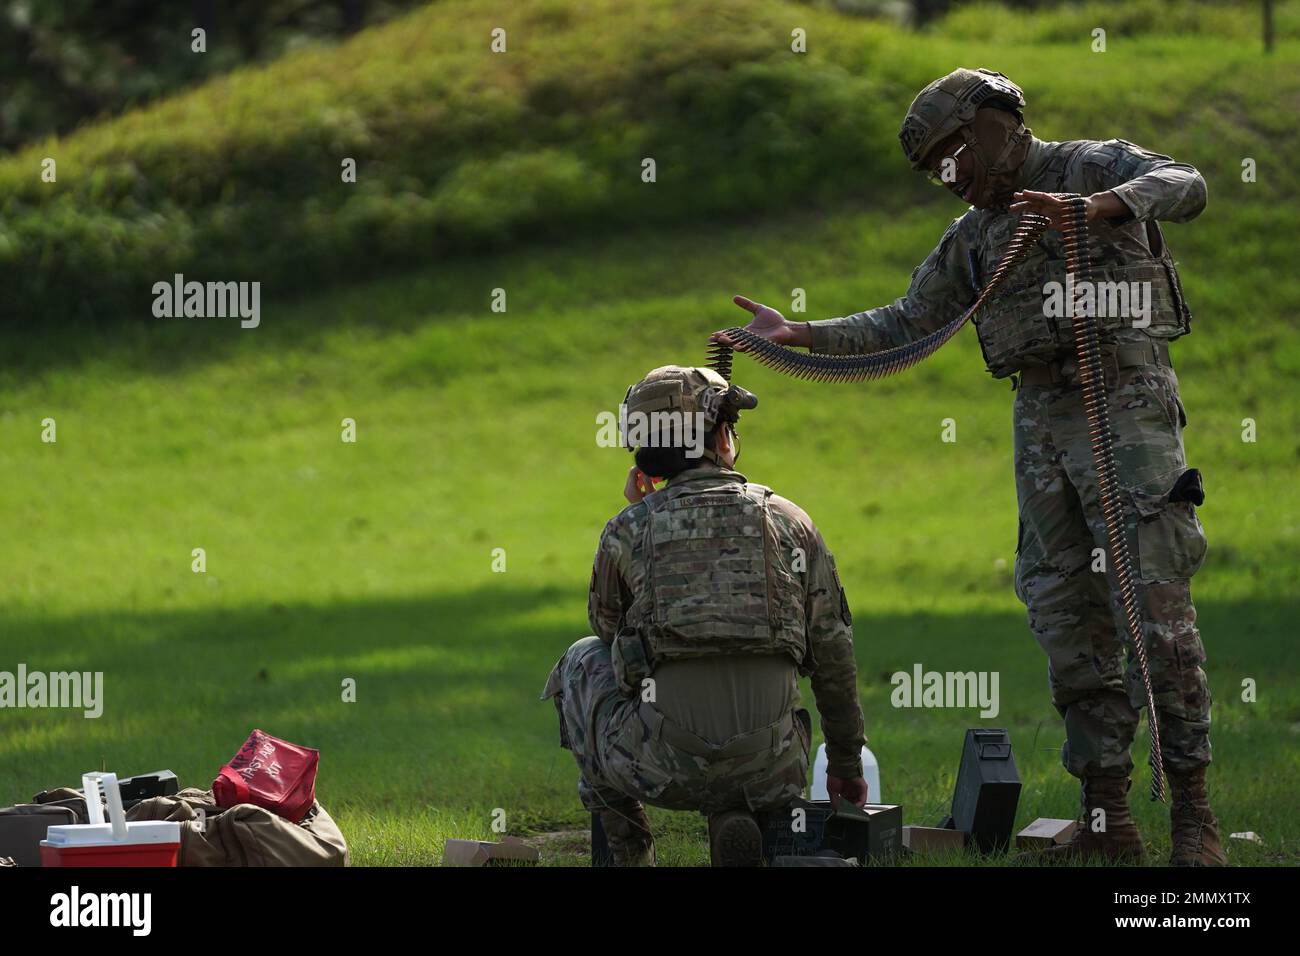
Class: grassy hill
1,0,1297,865
4,0,1298,321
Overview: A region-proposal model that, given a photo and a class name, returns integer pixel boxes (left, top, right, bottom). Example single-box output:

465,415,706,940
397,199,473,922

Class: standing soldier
542,366,867,865
722,69,1223,865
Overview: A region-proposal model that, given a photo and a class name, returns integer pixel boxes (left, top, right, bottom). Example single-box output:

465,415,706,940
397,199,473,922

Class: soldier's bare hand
624,466,659,505
710,295,812,350
826,775,869,808
1010,189,1094,231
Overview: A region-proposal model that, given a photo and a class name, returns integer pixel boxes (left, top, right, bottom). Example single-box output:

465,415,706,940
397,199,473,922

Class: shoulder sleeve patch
827,551,852,627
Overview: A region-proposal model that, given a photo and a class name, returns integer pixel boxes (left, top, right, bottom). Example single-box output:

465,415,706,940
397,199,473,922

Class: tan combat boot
598,804,656,866
708,809,764,867
1028,776,1146,864
1167,768,1227,866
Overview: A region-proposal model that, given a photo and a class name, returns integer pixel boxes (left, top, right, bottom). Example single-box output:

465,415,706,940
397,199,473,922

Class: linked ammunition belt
708,196,1167,801
705,211,1052,383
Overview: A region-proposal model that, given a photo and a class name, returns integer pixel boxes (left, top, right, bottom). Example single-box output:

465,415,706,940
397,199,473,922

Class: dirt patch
524,827,592,863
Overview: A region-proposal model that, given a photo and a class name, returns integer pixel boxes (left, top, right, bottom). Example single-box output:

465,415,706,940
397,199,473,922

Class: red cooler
40,771,181,867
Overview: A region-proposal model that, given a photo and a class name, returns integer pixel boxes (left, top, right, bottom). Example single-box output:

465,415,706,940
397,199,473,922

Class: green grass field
1,0,1298,866
4,195,1297,865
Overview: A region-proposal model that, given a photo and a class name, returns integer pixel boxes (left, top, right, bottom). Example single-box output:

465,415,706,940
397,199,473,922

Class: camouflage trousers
541,637,811,816
1013,361,1212,779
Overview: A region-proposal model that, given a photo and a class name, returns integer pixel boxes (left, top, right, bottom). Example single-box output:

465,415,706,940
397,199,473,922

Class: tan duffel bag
125,787,349,867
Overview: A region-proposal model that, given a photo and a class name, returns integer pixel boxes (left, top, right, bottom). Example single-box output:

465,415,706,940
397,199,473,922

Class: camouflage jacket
809,136,1207,356
589,464,867,778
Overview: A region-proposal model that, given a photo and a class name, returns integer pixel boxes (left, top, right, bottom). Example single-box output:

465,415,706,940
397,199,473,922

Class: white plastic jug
810,743,881,803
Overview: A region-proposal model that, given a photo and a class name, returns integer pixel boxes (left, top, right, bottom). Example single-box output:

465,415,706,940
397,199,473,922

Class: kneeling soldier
542,366,867,865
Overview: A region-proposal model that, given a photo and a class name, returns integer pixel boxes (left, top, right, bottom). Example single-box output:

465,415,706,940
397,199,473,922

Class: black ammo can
948,729,1021,852
760,799,835,861
761,798,901,864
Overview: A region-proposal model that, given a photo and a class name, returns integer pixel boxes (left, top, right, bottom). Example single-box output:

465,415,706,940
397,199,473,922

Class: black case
32,768,179,806
0,805,79,867
116,770,179,801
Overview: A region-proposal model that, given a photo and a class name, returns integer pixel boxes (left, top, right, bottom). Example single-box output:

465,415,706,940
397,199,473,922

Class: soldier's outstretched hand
711,295,812,350
826,774,869,808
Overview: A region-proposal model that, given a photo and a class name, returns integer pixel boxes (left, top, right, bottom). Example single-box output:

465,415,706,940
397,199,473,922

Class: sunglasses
926,142,968,186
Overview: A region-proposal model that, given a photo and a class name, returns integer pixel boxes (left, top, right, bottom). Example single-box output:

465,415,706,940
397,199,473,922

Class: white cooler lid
42,820,181,848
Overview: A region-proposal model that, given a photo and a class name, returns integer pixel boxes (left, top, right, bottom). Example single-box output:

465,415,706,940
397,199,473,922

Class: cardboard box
903,825,966,855
858,803,903,859
1015,818,1079,850
442,835,540,867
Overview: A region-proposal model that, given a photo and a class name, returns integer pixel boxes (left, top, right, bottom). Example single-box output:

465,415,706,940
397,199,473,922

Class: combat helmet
899,68,1026,170
621,366,757,464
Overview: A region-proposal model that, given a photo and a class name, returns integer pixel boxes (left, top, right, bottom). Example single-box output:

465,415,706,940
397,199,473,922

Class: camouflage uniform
809,135,1212,780
542,460,865,817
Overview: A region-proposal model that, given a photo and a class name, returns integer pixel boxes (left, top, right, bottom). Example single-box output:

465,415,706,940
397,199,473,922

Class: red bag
213,729,319,822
